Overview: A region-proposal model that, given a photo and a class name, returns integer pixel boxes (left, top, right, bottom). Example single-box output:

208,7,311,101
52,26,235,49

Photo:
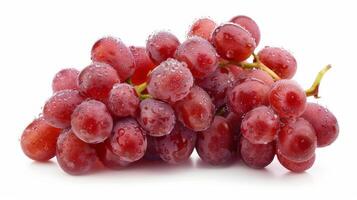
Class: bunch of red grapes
20,15,339,175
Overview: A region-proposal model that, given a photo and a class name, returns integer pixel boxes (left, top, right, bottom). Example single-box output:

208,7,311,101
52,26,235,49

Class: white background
0,0,356,199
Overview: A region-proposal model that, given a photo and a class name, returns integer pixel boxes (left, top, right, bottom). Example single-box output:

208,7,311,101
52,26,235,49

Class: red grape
269,80,306,118
91,37,135,81
52,68,79,92
146,31,180,64
43,89,84,128
143,135,161,161
108,83,140,117
211,23,256,62
21,117,61,161
95,142,130,169
147,58,194,103
56,129,97,175
227,79,269,116
230,15,261,46
196,116,235,165
129,46,156,85
240,136,275,169
108,118,147,162
226,64,245,81
71,100,113,144
236,68,274,86
196,66,235,107
277,150,315,173
258,47,297,79
301,102,339,147
138,99,176,137
156,122,197,164
78,62,120,103
188,18,216,41
277,118,317,162
226,112,242,136
175,36,218,79
174,86,215,131
241,106,280,144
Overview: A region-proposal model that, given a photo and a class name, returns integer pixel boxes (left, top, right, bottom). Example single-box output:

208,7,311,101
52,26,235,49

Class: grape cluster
20,15,339,175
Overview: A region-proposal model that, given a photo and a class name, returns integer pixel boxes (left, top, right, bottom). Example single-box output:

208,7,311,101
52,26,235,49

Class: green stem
134,82,147,96
305,65,331,98
139,94,152,100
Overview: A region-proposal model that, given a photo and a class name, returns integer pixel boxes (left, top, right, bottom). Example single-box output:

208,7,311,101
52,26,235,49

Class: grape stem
219,54,281,80
305,65,331,98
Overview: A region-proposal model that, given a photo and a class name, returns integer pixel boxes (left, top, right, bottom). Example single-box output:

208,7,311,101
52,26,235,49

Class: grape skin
241,106,280,144
230,15,261,46
175,36,218,79
188,18,216,41
108,118,147,162
147,58,194,104
156,122,197,164
143,135,161,161
71,100,113,144
240,136,275,169
78,62,120,103
211,23,256,62
21,117,61,161
258,47,297,79
301,102,339,147
227,79,269,117
269,80,306,119
95,142,130,169
43,89,85,128
236,68,274,86
174,86,215,132
138,99,176,137
277,118,317,162
91,37,135,81
129,46,156,85
196,66,235,108
277,150,315,173
196,116,235,165
108,83,140,117
52,68,79,93
56,129,97,175
146,31,180,64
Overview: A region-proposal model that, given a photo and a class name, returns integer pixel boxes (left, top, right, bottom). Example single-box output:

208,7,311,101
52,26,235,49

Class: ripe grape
108,83,140,117
277,150,315,173
143,135,161,161
211,23,256,62
78,62,120,103
174,86,215,131
226,112,243,136
301,103,339,147
20,117,61,161
227,79,269,116
269,80,306,118
56,129,97,175
138,99,176,137
175,36,218,79
230,15,261,46
71,100,113,144
95,142,130,169
52,68,79,92
236,68,274,86
129,46,156,85
147,58,194,103
277,118,317,162
187,18,216,41
43,89,84,128
226,64,245,81
196,116,235,165
156,122,197,164
91,37,135,81
146,31,180,64
108,118,147,162
241,106,280,144
240,136,275,169
257,47,297,79
196,66,235,107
